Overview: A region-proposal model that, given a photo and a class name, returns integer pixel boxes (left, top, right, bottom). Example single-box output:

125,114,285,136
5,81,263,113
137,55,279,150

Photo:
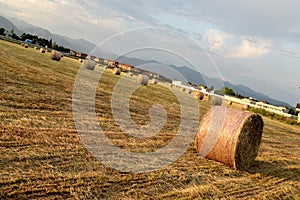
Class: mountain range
0,16,292,108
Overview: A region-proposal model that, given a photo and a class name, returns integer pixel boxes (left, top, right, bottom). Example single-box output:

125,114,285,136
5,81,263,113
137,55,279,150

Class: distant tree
11,33,20,40
10,29,15,35
0,28,5,35
220,87,236,96
288,108,296,115
52,42,58,50
48,39,52,48
58,45,70,53
236,93,246,99
208,86,214,92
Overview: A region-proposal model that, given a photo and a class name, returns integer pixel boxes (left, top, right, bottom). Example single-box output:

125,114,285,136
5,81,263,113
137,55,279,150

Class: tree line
0,27,70,53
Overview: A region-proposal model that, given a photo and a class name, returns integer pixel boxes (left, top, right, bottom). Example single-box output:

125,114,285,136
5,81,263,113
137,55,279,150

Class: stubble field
0,39,299,199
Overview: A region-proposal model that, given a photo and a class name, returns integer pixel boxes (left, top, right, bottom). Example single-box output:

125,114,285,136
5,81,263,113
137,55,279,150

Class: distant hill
20,26,96,53
1,16,96,53
0,16,22,35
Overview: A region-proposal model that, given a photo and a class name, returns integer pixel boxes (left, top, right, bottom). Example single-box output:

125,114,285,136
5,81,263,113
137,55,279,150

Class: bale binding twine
196,106,264,170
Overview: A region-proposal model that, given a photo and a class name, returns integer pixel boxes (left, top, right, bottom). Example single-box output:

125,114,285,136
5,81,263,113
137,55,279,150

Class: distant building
242,98,256,105
76,52,88,59
118,63,134,71
25,39,32,44
70,49,77,56
172,80,189,87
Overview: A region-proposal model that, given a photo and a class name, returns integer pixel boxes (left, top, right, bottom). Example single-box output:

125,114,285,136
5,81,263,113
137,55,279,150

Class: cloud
228,38,270,58
203,29,229,50
203,29,270,58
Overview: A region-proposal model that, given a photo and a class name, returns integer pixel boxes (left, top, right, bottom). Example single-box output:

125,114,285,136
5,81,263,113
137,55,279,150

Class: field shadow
247,160,300,181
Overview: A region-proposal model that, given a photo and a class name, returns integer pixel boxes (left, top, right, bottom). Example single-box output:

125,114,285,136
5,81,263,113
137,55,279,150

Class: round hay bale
242,104,249,110
40,48,45,53
83,59,96,71
204,94,211,101
112,67,121,75
210,96,223,106
50,50,62,61
150,79,158,84
196,106,264,170
194,90,204,100
137,74,149,86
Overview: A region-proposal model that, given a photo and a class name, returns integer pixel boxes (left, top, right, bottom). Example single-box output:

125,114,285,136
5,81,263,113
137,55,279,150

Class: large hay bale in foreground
40,48,45,53
196,106,263,170
194,90,204,100
112,67,121,75
50,50,62,61
137,74,149,86
83,59,96,71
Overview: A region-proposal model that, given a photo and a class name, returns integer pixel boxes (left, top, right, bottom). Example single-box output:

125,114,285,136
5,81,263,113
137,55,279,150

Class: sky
1,0,300,106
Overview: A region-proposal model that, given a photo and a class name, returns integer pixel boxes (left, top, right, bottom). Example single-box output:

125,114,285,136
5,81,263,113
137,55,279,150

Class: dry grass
0,39,299,199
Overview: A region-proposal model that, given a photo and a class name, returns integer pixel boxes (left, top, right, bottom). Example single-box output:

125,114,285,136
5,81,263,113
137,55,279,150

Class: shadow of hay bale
247,160,300,181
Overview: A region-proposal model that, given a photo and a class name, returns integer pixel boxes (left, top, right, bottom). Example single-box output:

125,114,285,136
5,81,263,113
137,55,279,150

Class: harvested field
0,39,300,199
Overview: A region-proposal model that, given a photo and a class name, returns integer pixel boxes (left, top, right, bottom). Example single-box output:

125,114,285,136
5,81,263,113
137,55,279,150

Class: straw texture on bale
83,59,96,71
112,67,121,75
40,48,45,53
50,50,62,61
196,106,264,170
137,74,149,86
194,90,204,100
